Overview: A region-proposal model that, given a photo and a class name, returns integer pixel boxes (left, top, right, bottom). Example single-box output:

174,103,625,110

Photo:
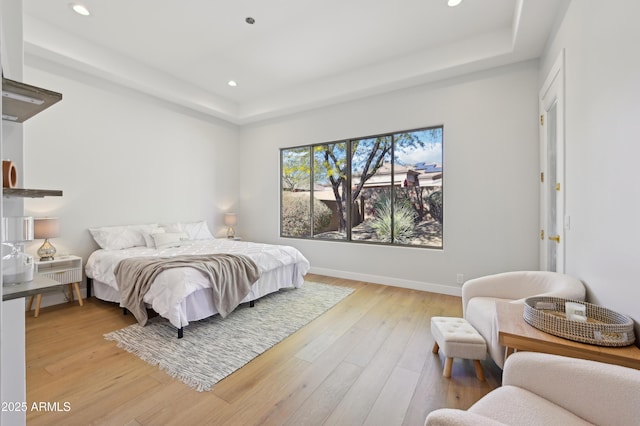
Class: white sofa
462,271,585,368
425,352,640,426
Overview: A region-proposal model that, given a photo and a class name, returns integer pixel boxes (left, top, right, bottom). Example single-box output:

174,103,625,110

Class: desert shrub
281,193,332,236
370,192,416,243
312,200,333,232
427,191,443,224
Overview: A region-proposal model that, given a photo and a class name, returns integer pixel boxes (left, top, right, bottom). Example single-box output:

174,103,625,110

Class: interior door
539,50,565,273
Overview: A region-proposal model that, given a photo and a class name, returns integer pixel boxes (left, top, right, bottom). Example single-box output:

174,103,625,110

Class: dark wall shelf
2,275,60,301
3,188,63,198
2,77,62,123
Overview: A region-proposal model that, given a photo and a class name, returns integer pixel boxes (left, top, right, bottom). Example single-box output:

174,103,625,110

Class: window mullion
309,145,315,238
390,135,395,244
346,140,352,241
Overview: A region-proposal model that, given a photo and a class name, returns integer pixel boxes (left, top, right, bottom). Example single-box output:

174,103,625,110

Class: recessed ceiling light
448,0,463,6
228,80,238,87
70,3,91,16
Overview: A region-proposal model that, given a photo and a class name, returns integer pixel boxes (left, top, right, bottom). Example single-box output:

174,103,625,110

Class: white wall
22,57,240,305
1,0,26,424
541,0,640,338
239,62,541,294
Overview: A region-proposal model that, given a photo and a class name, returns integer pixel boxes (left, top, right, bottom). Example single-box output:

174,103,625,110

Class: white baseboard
24,268,461,313
308,267,462,297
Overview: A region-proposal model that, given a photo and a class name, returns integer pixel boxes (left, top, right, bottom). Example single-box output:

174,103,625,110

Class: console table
496,301,640,370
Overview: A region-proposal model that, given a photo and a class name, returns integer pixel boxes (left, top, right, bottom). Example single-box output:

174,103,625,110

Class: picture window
280,126,443,248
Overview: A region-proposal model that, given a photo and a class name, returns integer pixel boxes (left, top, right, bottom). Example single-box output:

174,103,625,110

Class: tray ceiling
22,0,569,124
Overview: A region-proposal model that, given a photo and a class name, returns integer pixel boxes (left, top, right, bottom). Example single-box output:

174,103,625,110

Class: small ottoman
431,316,486,381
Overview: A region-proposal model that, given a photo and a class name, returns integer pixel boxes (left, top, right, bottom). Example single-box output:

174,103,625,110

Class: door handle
548,235,560,243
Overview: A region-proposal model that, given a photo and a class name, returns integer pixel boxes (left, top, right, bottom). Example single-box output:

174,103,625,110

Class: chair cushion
465,298,498,342
465,297,512,368
469,386,593,426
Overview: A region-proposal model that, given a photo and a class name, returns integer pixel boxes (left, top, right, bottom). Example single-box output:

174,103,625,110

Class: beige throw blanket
114,254,260,326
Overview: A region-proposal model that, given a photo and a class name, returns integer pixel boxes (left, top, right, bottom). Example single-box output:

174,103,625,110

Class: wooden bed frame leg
178,328,183,339
250,300,255,308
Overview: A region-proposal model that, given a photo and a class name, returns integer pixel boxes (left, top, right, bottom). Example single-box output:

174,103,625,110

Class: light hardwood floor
25,274,502,425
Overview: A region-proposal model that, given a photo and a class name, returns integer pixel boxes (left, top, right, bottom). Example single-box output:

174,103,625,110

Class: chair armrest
462,272,526,314
462,271,585,315
503,352,640,426
425,408,507,426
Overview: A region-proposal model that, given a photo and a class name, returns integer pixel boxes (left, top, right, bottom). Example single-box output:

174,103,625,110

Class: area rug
104,281,354,391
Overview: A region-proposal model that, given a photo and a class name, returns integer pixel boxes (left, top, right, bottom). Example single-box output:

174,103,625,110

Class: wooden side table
496,301,640,370
28,255,83,317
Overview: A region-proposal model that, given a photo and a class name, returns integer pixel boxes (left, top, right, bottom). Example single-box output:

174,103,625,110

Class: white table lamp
224,213,237,238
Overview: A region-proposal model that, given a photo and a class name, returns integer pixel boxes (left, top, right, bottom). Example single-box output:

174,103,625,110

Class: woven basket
523,297,635,347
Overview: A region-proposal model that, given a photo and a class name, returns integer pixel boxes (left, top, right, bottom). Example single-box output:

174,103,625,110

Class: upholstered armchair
462,271,585,368
425,352,640,426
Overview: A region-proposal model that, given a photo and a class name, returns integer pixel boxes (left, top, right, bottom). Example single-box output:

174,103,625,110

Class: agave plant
370,192,415,243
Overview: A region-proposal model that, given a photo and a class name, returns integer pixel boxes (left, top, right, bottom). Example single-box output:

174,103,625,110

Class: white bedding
85,239,310,329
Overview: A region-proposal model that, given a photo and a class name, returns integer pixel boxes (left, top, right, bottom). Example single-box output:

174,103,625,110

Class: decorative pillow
143,228,166,248
152,232,189,249
89,224,159,250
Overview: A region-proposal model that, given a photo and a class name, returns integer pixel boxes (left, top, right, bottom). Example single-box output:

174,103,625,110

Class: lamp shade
224,213,237,227
34,218,60,239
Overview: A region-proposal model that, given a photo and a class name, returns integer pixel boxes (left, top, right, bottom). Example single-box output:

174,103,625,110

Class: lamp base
37,239,56,262
226,226,235,239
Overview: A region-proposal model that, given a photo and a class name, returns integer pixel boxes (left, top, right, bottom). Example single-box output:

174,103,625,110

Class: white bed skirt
92,262,304,327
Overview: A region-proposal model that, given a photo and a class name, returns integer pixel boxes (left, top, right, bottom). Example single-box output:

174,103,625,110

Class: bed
84,221,310,337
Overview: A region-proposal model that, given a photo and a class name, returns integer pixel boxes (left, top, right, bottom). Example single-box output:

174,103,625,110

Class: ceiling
22,0,568,124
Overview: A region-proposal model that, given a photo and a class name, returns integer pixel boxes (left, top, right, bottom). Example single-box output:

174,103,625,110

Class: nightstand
28,255,83,317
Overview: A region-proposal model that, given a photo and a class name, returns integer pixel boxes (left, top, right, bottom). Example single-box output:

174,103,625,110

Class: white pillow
182,221,215,240
160,220,215,240
90,224,159,250
143,228,166,248
160,222,182,233
152,232,189,249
